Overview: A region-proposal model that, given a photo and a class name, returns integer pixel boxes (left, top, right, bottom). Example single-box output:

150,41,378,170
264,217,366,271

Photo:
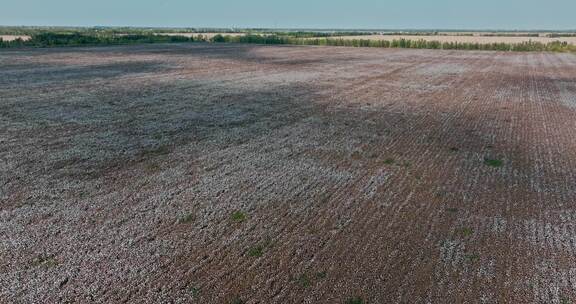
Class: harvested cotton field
0,35,31,42
1,43,576,303
334,34,576,45
155,32,247,39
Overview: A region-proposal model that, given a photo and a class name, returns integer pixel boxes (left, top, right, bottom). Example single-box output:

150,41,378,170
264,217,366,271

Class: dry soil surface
1,43,576,303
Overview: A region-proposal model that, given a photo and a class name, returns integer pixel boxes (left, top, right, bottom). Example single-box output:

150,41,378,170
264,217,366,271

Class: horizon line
1,25,576,32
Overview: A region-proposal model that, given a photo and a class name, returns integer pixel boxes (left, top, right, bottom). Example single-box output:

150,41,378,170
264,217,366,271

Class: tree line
0,32,200,48
2,32,575,53
210,34,576,52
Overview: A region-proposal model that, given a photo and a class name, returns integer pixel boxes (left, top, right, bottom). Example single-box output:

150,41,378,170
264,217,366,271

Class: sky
2,0,575,30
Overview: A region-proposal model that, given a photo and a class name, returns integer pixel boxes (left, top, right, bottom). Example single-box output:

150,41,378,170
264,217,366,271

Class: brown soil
1,43,576,303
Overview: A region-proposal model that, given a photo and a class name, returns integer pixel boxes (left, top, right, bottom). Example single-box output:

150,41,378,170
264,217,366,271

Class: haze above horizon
3,0,575,30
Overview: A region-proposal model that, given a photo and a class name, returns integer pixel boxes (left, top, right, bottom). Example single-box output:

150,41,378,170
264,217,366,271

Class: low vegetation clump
465,254,480,263
315,271,327,279
345,296,365,304
31,254,58,268
177,213,195,224
292,271,327,288
484,158,503,167
383,158,395,165
295,274,312,288
189,287,200,298
460,227,474,237
247,245,265,257
231,297,244,304
231,210,247,222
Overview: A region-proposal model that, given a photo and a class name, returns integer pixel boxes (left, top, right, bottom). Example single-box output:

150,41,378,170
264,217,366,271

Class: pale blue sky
3,0,575,30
